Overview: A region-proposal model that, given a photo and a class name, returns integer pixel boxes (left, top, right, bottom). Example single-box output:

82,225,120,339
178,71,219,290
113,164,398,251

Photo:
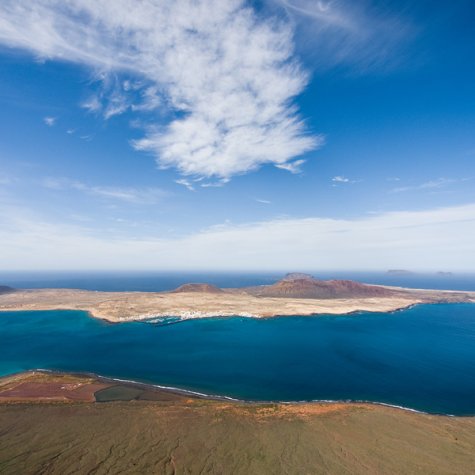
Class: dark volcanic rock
0,285,15,295
172,283,223,294
247,276,396,299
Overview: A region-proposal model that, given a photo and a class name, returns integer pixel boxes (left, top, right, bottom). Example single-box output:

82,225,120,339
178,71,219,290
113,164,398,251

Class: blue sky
0,0,474,271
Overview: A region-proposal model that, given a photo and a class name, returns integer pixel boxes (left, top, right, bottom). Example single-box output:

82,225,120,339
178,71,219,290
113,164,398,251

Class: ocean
1,303,474,415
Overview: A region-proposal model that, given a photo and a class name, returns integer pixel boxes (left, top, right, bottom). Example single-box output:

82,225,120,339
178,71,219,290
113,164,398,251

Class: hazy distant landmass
387,270,455,277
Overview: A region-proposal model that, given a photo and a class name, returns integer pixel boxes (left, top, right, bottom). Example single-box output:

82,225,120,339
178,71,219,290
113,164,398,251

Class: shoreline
0,300,470,325
0,369,468,417
3,373,474,475
1,276,474,323
2,292,474,324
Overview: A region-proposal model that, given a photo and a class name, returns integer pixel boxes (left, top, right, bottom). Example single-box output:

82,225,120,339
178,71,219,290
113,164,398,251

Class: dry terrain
0,274,473,322
0,372,474,474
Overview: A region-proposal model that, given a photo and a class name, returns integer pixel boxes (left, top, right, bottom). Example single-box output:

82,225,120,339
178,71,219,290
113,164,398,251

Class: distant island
387,270,455,276
1,273,473,323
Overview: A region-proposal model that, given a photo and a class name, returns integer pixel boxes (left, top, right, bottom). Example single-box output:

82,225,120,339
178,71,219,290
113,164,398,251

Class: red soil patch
0,381,110,402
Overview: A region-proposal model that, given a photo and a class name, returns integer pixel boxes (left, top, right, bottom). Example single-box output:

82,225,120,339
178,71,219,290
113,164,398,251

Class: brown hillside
172,283,224,293
247,275,396,299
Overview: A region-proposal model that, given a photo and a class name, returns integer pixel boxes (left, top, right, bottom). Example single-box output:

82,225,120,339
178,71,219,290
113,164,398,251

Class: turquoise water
1,304,474,415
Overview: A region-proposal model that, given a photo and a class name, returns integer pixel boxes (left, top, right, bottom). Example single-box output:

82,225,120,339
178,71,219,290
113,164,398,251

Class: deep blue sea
1,304,474,415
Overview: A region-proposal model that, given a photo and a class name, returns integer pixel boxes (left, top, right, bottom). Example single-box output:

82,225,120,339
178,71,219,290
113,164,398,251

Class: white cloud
43,116,56,126
175,179,195,192
0,1,319,179
0,202,474,271
256,198,272,204
275,159,307,173
200,178,230,188
332,175,350,183
81,95,102,114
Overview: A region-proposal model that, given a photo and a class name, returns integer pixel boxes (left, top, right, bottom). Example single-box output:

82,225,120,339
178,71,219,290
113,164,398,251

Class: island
0,273,474,322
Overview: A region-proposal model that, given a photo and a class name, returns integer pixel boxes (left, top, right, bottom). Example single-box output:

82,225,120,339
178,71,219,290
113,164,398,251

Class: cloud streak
272,0,415,71
391,177,471,193
332,175,350,183
42,177,166,204
0,0,319,180
0,201,474,271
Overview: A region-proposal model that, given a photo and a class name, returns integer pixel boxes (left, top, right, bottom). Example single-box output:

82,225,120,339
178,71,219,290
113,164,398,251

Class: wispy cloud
42,177,166,204
0,1,319,180
391,177,469,193
0,202,474,270
81,185,166,204
200,178,230,188
175,179,195,192
81,95,102,114
275,159,307,174
43,116,56,126
256,198,272,204
271,0,416,71
331,175,359,185
332,175,350,183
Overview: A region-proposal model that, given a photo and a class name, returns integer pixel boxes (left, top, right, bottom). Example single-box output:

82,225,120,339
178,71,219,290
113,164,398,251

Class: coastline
0,369,462,417
1,284,473,323
3,375,475,474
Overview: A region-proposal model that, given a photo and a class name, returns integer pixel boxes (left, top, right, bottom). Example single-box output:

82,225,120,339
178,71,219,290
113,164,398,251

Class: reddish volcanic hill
246,274,396,299
172,283,224,293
